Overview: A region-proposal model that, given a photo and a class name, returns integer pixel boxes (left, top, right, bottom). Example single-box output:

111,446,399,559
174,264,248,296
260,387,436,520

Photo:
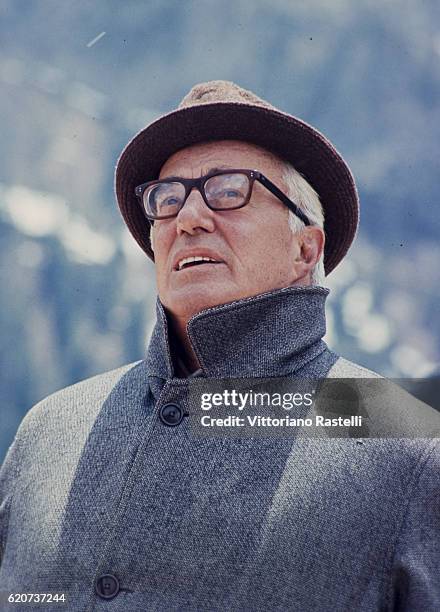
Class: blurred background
1,0,439,461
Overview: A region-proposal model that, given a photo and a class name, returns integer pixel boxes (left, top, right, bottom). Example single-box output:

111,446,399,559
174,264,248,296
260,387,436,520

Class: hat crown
178,80,275,110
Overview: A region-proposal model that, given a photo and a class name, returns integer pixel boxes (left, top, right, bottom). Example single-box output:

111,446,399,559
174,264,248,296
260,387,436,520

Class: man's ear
291,226,325,285
293,225,325,280
300,226,325,267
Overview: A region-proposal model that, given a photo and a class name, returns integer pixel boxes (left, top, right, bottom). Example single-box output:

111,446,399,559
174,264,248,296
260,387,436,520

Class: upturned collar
146,285,331,379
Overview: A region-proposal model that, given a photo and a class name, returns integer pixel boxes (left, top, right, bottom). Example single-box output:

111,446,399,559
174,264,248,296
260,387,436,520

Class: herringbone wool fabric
1,286,439,611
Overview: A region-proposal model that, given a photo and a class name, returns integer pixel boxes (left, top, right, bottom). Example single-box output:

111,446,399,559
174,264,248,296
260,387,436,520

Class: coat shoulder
15,360,145,440
327,356,383,378
326,357,440,439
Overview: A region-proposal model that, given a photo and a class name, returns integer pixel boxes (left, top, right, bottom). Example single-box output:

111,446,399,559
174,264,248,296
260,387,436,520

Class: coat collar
146,285,331,379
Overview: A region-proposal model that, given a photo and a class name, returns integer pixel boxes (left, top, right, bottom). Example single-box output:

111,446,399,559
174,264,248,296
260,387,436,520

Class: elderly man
0,81,439,611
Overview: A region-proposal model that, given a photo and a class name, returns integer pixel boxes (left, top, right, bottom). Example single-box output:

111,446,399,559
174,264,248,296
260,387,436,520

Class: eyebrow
206,165,230,173
160,165,232,180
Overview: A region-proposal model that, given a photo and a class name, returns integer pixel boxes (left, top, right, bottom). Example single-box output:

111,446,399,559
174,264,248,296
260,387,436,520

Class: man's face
152,140,308,320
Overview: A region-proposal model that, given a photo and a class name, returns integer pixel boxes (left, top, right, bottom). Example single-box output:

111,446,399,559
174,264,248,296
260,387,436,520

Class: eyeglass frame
134,168,311,226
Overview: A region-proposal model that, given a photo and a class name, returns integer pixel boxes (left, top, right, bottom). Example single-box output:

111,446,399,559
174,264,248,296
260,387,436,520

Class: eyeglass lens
144,173,250,218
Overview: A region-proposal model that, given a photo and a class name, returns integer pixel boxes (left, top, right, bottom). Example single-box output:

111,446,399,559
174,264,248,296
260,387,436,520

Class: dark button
95,574,120,599
159,403,184,426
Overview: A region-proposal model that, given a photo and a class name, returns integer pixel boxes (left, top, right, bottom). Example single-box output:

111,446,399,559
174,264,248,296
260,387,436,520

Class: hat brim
115,102,359,275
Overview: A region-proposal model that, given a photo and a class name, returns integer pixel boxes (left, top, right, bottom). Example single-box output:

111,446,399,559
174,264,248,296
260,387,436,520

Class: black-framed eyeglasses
134,169,311,226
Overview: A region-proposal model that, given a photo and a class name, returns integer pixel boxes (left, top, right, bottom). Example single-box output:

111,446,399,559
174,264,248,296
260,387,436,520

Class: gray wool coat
0,286,439,611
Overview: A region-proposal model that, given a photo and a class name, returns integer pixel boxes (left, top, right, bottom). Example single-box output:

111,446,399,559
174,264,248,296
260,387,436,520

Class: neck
166,312,200,375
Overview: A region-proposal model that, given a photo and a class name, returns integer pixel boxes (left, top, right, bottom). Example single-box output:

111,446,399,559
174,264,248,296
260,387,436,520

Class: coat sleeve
0,433,22,568
0,405,37,570
387,439,440,610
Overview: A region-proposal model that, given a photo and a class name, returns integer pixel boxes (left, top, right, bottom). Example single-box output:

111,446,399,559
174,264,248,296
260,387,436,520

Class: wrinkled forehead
158,140,287,180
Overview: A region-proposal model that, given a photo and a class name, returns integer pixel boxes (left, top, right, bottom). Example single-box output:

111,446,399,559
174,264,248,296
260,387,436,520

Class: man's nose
176,188,216,236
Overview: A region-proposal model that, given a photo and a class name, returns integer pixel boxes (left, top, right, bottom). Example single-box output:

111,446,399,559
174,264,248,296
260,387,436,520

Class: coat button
159,403,184,426
95,574,120,599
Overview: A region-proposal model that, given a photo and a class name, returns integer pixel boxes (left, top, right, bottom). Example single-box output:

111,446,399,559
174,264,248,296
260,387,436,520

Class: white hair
282,162,326,286
150,222,156,253
150,159,326,286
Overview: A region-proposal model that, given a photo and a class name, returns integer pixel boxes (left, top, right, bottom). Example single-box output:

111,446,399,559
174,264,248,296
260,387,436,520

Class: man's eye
220,189,241,198
161,197,180,206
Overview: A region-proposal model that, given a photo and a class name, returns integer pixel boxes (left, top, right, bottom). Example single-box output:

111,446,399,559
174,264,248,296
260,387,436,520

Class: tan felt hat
115,80,359,275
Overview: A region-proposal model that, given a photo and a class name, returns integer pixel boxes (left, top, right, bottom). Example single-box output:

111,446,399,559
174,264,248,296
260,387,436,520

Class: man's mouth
176,256,223,271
